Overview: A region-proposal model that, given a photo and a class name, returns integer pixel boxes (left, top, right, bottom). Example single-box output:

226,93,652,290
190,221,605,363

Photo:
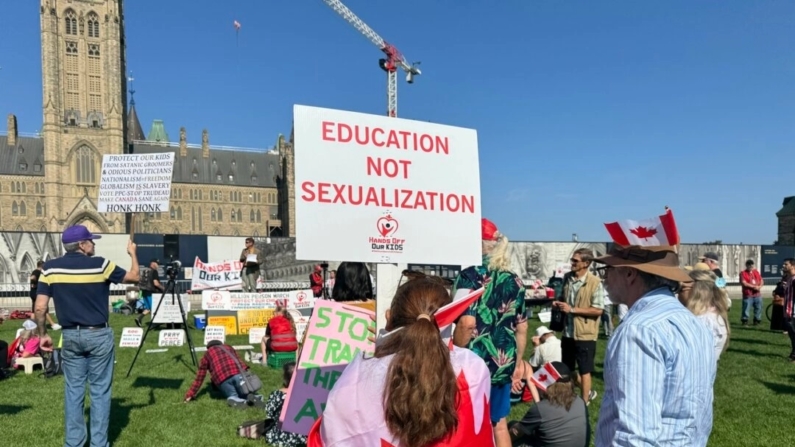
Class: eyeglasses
570,258,582,264
80,240,95,246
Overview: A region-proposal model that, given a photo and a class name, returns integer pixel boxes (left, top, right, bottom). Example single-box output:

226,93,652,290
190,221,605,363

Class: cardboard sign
203,326,226,345
158,330,185,347
294,105,482,265
249,327,267,344
97,152,175,213
119,327,143,348
237,309,275,335
208,316,238,335
280,300,375,435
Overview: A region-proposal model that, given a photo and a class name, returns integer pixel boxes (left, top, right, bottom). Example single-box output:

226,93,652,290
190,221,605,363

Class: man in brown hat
593,245,716,447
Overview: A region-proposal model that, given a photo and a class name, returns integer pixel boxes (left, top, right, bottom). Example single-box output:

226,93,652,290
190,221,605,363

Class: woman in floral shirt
453,218,528,447
264,362,307,447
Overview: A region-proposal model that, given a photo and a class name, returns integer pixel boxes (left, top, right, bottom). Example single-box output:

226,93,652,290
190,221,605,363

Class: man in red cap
452,218,528,447
310,264,324,298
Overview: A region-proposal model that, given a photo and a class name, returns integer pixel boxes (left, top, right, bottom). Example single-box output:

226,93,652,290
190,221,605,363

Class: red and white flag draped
529,362,562,392
604,208,680,246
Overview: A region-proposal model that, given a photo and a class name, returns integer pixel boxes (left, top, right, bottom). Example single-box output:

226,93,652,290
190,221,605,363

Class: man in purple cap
34,225,140,447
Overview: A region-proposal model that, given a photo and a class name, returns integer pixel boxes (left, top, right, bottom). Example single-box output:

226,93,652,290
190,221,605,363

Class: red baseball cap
481,218,499,241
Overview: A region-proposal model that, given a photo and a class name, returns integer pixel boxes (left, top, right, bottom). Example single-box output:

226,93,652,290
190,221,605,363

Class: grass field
1,298,794,446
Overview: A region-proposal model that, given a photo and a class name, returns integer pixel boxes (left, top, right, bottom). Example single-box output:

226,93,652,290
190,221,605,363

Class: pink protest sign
279,299,375,435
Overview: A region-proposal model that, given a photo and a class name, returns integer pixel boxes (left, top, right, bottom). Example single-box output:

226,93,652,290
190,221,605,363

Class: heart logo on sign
210,292,223,303
377,215,399,237
296,292,306,302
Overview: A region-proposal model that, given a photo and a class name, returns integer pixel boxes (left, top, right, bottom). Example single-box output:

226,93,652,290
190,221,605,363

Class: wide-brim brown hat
594,245,691,283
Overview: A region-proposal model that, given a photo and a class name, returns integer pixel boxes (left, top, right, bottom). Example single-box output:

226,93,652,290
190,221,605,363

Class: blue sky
1,1,793,244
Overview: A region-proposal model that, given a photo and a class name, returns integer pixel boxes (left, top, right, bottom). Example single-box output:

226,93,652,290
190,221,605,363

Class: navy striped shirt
37,253,126,327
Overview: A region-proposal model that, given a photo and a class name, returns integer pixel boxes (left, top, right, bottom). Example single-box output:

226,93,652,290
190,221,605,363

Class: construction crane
321,0,421,118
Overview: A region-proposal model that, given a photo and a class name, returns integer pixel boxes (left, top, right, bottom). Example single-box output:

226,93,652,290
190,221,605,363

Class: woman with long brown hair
308,277,494,447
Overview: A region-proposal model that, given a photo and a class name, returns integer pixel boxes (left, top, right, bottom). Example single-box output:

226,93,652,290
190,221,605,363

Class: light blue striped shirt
596,288,716,447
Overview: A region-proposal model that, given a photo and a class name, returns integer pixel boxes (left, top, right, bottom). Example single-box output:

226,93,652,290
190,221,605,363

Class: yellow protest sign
208,316,238,335
237,309,275,335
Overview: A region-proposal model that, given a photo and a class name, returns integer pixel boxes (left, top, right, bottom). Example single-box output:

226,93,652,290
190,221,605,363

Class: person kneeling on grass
184,340,266,409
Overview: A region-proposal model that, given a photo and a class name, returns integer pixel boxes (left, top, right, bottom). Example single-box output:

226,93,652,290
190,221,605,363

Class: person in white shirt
530,326,562,368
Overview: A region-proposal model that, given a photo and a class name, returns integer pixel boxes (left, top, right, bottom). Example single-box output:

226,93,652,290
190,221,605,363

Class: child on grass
264,362,307,447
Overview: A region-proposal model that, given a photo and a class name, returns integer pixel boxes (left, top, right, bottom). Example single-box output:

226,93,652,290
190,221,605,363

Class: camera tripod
126,274,197,377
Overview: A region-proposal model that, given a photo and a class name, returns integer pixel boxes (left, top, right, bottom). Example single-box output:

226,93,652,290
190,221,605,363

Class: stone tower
278,131,296,237
39,0,127,233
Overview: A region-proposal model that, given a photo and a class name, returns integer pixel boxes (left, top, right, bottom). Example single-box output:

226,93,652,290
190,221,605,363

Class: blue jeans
218,374,247,403
741,297,762,323
61,327,115,447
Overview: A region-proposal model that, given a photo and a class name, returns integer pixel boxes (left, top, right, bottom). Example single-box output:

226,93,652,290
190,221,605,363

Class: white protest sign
249,327,267,344
151,294,190,324
204,326,226,345
191,258,244,291
294,105,482,265
200,289,314,311
119,327,143,348
158,330,185,347
97,152,175,213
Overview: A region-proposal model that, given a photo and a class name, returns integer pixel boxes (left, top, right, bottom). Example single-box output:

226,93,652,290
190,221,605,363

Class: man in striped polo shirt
34,225,139,447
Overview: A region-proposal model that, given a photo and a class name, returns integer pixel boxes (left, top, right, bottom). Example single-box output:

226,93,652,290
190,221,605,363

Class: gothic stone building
776,196,795,245
0,0,296,237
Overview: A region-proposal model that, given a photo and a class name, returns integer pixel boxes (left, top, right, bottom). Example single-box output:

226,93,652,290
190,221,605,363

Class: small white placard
249,327,267,344
246,254,258,264
203,325,226,345
146,348,169,354
158,329,185,347
119,327,144,348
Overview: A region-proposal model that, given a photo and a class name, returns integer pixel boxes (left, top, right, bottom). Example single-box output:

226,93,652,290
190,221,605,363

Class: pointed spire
127,73,145,142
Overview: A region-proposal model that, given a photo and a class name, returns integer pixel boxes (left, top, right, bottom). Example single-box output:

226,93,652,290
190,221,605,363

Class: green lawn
1,299,794,446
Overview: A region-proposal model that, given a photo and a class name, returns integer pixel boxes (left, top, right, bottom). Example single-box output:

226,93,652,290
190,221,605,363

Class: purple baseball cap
62,225,102,244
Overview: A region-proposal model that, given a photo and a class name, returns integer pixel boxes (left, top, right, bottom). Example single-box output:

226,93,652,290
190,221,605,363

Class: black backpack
41,349,63,378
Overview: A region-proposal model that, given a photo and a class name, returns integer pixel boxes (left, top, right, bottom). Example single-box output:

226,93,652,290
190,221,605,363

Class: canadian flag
604,208,680,247
437,288,485,349
529,362,562,392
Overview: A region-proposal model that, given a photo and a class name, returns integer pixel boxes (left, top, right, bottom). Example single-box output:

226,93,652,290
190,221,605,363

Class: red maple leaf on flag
538,373,548,382
630,226,657,240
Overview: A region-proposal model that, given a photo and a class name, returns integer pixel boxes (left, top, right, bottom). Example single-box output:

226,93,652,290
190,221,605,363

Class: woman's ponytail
376,279,459,447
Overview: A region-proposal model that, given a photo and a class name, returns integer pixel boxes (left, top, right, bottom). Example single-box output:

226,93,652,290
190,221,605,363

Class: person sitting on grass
264,362,308,447
9,319,41,369
508,361,590,447
184,340,265,409
259,305,298,365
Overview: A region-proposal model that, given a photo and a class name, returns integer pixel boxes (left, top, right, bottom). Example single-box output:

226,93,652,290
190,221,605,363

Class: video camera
164,258,182,278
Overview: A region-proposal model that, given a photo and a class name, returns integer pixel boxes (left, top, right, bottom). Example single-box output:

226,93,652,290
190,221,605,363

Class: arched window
35,183,39,194
20,201,27,216
21,183,26,193
250,210,255,223
237,209,242,223
36,202,43,217
87,12,100,38
64,9,77,35
75,146,96,184
256,210,262,223
217,208,223,222
213,228,220,236
211,208,216,221
170,206,175,219
231,209,237,222
12,201,18,216
176,207,182,220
